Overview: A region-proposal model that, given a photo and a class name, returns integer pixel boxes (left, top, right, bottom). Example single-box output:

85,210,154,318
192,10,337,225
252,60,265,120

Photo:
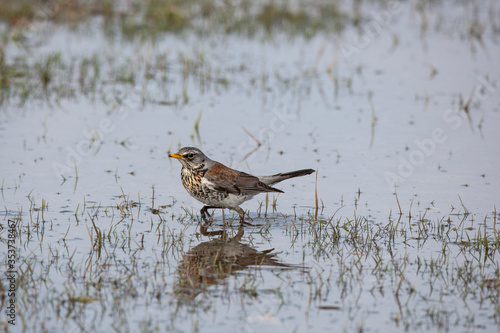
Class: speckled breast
180,167,229,204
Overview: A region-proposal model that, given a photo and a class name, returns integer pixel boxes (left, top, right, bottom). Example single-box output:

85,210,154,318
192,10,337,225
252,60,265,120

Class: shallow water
1,1,500,332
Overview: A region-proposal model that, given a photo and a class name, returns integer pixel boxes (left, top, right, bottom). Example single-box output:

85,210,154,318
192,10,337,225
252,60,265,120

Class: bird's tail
259,169,315,186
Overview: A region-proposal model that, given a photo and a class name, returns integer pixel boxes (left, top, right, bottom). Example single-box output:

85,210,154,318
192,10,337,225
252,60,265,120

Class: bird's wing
205,162,283,195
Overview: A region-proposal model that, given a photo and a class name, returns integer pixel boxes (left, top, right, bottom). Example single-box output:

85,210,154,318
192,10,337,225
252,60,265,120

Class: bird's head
169,147,212,171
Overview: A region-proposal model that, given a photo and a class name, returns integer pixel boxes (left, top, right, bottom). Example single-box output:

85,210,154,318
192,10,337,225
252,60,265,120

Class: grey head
169,147,215,171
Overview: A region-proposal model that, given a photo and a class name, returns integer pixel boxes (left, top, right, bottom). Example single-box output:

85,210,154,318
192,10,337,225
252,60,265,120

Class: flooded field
1,0,499,332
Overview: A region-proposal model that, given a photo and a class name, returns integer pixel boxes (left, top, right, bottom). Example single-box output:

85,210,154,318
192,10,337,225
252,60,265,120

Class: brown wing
205,162,283,195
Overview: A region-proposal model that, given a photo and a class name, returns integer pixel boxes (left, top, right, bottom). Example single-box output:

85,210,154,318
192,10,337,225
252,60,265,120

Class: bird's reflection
175,227,297,298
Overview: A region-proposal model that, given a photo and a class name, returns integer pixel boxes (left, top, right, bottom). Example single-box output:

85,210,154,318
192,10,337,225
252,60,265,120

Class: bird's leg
221,209,227,231
233,206,245,223
199,206,228,237
200,205,217,225
233,207,254,227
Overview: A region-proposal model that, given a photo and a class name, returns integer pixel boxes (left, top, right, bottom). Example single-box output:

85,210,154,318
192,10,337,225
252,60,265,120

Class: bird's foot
200,206,214,225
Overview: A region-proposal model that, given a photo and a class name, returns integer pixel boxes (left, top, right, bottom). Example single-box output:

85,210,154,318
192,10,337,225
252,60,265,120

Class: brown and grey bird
169,147,314,225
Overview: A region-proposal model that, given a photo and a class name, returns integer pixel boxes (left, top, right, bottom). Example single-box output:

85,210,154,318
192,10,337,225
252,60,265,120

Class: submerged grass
3,192,499,332
0,0,496,109
0,0,339,108
0,0,348,39
0,47,232,110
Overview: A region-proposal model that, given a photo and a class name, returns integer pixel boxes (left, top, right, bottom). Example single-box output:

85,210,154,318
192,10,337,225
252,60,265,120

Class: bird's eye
187,153,194,159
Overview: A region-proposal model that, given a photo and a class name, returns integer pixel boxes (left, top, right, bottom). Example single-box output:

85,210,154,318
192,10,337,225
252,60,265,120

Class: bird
169,147,314,226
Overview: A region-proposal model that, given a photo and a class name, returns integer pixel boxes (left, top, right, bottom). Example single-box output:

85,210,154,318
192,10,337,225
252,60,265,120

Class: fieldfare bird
169,147,314,226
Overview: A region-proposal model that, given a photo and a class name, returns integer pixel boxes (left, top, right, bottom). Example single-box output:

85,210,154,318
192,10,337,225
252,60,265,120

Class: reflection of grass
0,50,76,107
35,53,62,90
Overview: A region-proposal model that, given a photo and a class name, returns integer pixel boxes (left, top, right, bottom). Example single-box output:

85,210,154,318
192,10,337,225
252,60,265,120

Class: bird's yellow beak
169,153,183,159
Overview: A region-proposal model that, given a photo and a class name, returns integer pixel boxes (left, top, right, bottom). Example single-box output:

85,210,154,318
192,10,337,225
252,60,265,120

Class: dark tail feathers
260,169,315,186
276,169,315,180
